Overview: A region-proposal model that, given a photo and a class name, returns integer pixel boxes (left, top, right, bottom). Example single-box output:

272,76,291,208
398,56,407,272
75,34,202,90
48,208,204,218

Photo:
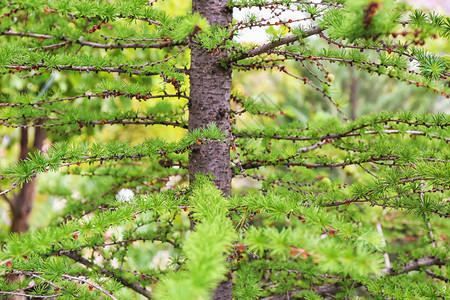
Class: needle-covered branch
0,0,449,299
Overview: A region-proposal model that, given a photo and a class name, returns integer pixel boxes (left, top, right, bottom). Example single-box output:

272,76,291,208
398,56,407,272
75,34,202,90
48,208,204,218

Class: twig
280,67,348,121
39,41,71,51
384,256,444,275
424,269,449,282
0,291,60,298
262,256,445,299
0,184,19,196
30,273,70,295
63,251,151,298
229,26,323,62
0,30,52,39
358,163,378,178
61,274,118,300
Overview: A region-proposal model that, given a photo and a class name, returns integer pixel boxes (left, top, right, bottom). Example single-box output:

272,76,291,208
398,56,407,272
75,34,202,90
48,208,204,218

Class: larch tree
0,0,449,299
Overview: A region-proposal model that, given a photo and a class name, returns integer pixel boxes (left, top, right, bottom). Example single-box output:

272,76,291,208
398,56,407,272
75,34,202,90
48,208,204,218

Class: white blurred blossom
115,188,135,202
162,175,182,190
152,250,171,270
52,198,67,211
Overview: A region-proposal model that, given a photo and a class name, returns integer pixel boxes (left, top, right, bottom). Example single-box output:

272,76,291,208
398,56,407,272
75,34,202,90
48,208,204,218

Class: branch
61,274,118,300
0,30,185,50
63,251,151,299
4,64,162,76
239,155,396,170
0,118,187,129
279,67,348,121
0,92,189,107
30,273,69,295
230,26,322,62
230,1,344,9
76,40,183,49
0,30,53,39
384,256,445,275
40,41,71,51
0,291,60,299
0,184,19,196
425,269,449,282
261,256,445,299
234,128,450,143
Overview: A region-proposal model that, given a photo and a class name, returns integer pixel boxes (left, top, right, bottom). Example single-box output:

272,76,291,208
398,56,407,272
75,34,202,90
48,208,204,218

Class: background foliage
0,0,449,299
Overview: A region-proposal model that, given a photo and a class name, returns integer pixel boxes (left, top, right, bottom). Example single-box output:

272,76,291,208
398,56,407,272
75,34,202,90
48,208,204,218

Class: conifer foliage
0,0,449,299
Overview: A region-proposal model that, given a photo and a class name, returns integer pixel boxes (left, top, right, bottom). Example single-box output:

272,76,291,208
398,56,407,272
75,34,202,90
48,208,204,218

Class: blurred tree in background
0,0,449,299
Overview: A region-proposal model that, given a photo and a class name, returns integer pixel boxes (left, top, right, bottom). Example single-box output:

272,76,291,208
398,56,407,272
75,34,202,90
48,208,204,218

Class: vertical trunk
189,0,232,196
190,1,233,299
10,128,46,233
7,128,45,300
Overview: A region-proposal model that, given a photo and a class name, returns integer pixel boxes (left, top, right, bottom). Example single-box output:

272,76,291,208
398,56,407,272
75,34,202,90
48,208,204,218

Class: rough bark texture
10,128,46,233
212,278,233,300
190,1,233,299
189,0,232,197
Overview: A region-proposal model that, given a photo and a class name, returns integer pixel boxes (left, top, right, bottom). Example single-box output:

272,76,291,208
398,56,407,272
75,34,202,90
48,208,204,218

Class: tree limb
260,256,445,299
384,256,445,276
229,26,322,62
64,251,152,299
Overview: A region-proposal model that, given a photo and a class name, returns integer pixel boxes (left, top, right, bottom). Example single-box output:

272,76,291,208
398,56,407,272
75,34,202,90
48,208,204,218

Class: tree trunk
10,127,46,233
7,128,45,299
189,1,233,299
189,0,232,197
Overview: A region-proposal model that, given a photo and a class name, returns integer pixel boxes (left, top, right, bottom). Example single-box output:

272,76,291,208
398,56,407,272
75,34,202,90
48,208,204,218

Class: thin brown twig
61,274,118,300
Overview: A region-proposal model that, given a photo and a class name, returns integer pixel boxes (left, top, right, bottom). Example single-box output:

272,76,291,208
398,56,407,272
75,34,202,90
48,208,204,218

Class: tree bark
189,1,233,299
189,0,232,197
10,128,46,233
7,128,45,299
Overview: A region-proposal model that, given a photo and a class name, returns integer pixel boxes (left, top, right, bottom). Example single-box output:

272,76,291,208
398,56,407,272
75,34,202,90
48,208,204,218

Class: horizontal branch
384,256,445,275
66,12,162,26
0,291,60,299
265,49,449,97
234,127,450,143
76,39,183,49
231,0,344,9
0,30,53,39
49,237,177,257
321,188,449,218
0,92,189,107
261,256,445,299
318,32,417,62
4,64,162,76
239,155,396,170
0,118,187,129
40,41,71,51
1,30,185,50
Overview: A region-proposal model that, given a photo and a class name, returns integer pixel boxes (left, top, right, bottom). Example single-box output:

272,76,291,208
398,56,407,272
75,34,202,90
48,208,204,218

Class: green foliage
3,123,225,184
0,0,448,299
154,177,236,299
